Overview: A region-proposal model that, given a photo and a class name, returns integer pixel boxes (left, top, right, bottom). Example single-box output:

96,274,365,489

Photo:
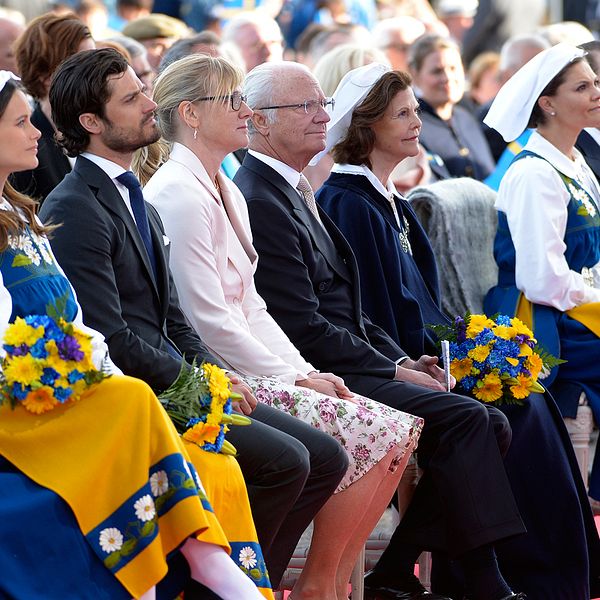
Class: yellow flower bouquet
158,361,250,454
430,313,563,405
0,315,108,414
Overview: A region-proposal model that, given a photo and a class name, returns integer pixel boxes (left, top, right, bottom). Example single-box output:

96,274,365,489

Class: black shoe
364,571,453,600
463,594,527,600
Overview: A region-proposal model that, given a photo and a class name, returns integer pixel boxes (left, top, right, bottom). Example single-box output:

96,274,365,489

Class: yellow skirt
0,375,228,598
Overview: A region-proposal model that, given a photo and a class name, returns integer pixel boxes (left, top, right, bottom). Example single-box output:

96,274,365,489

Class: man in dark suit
235,61,527,600
39,48,348,591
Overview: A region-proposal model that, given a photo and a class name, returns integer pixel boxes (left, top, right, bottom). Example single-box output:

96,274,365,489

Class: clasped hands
395,355,456,391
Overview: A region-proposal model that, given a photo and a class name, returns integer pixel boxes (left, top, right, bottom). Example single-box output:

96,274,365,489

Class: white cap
309,62,390,166
483,43,585,142
437,0,478,18
0,70,19,96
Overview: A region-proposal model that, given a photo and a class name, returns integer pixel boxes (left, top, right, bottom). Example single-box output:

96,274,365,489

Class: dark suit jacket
10,104,71,204
576,130,600,182
233,154,406,380
39,156,219,391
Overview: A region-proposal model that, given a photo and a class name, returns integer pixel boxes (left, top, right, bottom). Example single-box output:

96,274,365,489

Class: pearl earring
550,111,556,116
193,128,198,140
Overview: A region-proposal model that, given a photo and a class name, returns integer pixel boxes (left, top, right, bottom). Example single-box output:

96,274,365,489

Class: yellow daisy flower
510,317,535,341
525,353,543,379
4,355,42,385
468,344,491,363
202,363,232,402
510,374,534,400
22,386,58,414
473,372,503,403
183,422,221,445
492,324,515,340
4,317,44,347
466,314,495,338
450,357,473,381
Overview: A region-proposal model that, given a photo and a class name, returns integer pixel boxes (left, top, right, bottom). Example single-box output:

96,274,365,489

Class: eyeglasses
256,98,335,115
196,91,248,111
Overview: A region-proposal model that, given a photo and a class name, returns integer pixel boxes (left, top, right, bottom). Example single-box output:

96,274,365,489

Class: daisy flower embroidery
134,495,156,522
149,470,169,497
99,528,123,553
238,546,257,569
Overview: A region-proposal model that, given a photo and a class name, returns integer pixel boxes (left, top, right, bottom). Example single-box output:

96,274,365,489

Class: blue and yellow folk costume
0,210,272,598
485,148,600,496
482,147,600,597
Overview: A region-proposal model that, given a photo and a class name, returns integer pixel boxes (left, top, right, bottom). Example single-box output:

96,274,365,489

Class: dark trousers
225,402,348,587
343,374,525,566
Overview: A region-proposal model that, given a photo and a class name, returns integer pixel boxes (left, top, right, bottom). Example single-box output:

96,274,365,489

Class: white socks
181,538,264,599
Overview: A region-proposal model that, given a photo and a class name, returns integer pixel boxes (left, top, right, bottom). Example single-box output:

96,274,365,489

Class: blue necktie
116,171,158,281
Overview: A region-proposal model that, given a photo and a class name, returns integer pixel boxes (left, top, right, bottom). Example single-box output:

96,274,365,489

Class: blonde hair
153,53,244,142
132,139,172,186
313,44,390,97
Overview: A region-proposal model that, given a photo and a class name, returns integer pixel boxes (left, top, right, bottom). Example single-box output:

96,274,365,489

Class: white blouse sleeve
497,157,600,310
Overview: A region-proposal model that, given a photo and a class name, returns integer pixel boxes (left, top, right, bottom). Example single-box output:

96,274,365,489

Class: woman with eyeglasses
143,53,423,600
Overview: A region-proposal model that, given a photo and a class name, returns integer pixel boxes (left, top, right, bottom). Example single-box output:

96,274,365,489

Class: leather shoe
464,594,527,600
364,571,453,600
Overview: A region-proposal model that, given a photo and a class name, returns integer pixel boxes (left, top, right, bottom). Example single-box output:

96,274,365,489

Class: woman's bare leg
289,443,414,600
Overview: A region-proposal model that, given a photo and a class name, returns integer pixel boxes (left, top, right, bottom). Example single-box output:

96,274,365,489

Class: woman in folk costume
482,43,600,598
0,71,265,600
143,53,423,600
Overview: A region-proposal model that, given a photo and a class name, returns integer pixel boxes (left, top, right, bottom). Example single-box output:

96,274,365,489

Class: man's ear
79,112,103,135
251,110,270,136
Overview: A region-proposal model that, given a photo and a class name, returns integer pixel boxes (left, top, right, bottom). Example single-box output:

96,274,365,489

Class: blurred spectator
0,15,22,73
117,0,151,23
461,0,545,67
221,11,283,71
304,23,372,68
282,0,376,49
158,30,221,72
465,51,501,108
372,16,426,72
123,13,189,69
74,0,114,39
409,34,494,180
0,0,47,22
379,0,439,26
106,34,155,93
436,0,477,44
538,20,595,46
293,22,328,64
10,12,95,203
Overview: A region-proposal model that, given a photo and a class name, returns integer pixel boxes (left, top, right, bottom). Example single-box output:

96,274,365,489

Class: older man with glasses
234,60,527,600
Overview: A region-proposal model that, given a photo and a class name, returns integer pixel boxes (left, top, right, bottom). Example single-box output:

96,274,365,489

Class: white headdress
0,71,20,96
483,43,585,142
309,62,390,166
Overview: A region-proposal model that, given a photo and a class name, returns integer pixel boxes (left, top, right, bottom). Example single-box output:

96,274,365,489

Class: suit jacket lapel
72,157,162,302
244,155,352,283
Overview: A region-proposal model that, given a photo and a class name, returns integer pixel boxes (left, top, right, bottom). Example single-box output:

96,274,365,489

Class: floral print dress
244,377,423,491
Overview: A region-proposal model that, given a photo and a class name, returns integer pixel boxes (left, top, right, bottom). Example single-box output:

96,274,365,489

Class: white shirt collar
584,127,600,146
248,149,302,189
331,163,400,199
81,152,129,179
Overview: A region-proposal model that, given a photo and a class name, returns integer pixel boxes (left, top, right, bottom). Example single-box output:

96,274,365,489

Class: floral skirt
244,377,423,492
